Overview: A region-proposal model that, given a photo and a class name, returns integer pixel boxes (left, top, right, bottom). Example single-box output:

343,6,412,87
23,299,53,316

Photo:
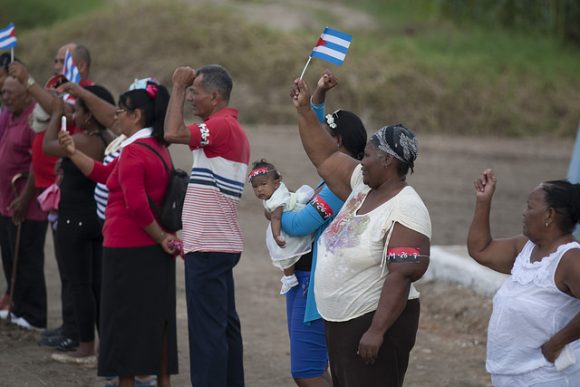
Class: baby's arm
270,206,286,247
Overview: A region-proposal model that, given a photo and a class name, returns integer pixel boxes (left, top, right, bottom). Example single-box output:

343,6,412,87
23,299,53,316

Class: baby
249,160,314,294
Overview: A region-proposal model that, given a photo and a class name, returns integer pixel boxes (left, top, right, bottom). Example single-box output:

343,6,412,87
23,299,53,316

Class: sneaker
0,310,12,319
10,316,43,331
280,274,299,295
0,293,10,310
55,337,79,352
42,325,63,338
51,352,97,367
39,333,68,348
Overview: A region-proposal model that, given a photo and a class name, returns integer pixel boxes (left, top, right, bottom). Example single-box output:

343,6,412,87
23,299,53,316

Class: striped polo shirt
183,107,250,253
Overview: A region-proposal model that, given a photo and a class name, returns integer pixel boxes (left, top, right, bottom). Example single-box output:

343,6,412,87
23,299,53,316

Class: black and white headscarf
370,124,418,172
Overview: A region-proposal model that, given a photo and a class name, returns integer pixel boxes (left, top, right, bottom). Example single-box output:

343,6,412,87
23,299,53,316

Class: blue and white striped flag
0,23,17,50
63,49,80,83
310,27,352,66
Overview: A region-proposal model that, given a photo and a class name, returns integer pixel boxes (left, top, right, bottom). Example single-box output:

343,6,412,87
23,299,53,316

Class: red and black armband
385,247,426,264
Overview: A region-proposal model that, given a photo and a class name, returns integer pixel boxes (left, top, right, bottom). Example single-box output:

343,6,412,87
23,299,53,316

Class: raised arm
291,79,358,200
358,224,430,365
44,96,106,160
310,70,338,124
57,82,116,129
467,169,526,274
8,61,55,113
56,130,95,177
311,70,337,104
43,97,69,157
164,67,196,145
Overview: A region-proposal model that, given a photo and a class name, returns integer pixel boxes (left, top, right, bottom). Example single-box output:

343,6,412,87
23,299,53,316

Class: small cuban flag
63,49,81,84
0,23,17,50
310,27,352,66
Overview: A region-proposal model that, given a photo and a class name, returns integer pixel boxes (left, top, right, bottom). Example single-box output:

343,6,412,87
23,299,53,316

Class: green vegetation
0,0,104,31
7,0,580,136
439,0,580,47
334,0,580,136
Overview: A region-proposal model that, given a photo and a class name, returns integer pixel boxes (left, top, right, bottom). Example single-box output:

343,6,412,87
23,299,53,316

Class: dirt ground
0,126,573,387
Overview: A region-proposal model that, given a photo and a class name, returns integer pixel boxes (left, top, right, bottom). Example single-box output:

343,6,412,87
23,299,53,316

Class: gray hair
196,64,233,102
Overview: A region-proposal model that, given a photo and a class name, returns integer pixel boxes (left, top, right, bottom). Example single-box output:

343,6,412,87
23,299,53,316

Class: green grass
346,0,580,79
0,0,104,31
9,0,580,137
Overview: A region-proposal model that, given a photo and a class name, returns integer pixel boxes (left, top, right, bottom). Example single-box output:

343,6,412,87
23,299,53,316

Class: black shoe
41,325,63,338
39,334,68,348
55,337,79,352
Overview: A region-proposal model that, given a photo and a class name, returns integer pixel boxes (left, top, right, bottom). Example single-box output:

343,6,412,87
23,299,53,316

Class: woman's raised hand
58,129,76,156
473,169,497,202
290,78,311,109
317,70,338,91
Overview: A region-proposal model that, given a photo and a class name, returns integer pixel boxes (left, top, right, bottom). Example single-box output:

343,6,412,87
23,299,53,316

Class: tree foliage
440,0,580,46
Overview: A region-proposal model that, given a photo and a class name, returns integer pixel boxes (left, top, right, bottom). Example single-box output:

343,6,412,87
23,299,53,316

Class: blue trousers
285,270,329,379
185,251,244,387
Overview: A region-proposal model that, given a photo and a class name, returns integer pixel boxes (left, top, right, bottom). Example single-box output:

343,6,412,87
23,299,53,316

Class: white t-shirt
315,164,431,322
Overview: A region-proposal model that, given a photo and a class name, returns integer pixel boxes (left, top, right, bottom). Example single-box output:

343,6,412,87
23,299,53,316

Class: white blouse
487,240,580,377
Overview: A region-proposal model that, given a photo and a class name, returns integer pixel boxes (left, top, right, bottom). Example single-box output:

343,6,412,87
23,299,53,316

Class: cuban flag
310,27,352,66
63,49,80,83
0,23,17,50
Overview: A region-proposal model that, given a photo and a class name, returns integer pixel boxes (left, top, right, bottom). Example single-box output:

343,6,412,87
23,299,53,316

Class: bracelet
26,76,36,89
156,232,166,243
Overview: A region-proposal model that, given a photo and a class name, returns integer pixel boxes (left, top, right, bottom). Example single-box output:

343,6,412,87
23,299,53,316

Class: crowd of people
0,41,579,387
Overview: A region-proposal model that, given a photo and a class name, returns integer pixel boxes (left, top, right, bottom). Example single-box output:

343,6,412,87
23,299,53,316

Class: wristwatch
26,76,36,88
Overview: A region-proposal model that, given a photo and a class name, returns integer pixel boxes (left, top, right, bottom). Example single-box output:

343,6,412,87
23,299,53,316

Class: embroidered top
486,240,580,375
182,107,250,253
314,164,431,322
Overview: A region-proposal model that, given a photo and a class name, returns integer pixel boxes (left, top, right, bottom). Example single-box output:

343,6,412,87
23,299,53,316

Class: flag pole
299,56,312,80
11,47,14,62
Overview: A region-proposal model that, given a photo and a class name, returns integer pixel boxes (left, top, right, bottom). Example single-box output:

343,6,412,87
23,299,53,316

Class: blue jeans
184,251,244,387
286,270,328,379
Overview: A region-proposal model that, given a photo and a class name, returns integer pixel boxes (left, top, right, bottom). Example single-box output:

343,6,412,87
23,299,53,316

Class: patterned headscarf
370,124,418,172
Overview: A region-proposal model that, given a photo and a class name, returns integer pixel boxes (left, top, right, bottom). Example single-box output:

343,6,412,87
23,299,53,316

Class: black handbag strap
134,141,175,172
